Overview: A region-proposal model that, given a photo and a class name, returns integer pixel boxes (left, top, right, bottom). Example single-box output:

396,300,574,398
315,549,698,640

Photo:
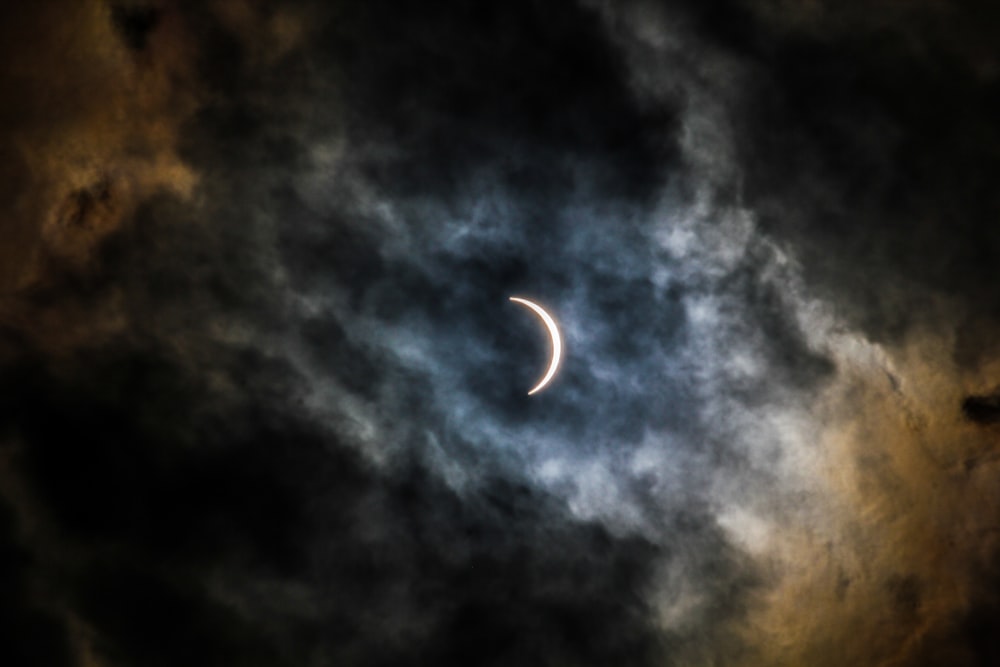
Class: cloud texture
3,1,1000,665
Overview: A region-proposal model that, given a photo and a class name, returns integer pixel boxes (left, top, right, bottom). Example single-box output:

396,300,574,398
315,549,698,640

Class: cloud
5,0,1000,665
0,0,198,361
0,2,720,665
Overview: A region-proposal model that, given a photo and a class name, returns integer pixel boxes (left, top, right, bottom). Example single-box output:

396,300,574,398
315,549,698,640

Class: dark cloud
0,333,679,666
111,3,161,52
962,390,1000,425
0,0,832,662
0,499,74,667
0,5,715,665
323,0,679,203
705,0,1000,361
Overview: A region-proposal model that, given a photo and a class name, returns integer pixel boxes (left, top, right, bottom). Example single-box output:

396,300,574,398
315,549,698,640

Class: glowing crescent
509,296,563,395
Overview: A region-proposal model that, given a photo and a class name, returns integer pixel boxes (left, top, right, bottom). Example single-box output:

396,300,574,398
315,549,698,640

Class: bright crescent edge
509,296,563,395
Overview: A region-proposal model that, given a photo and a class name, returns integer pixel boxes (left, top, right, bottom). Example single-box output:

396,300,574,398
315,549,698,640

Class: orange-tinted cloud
0,1,199,348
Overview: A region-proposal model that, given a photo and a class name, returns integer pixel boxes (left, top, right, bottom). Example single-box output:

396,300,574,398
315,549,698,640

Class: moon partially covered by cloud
2,1,1000,666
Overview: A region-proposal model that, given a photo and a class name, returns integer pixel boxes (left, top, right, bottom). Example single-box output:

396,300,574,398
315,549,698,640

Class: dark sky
3,1,1000,665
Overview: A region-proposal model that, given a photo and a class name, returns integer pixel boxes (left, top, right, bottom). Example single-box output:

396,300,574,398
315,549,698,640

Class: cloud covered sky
4,1,1000,665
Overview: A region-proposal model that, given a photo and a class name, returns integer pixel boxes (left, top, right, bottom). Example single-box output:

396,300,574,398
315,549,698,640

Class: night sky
4,1,1000,665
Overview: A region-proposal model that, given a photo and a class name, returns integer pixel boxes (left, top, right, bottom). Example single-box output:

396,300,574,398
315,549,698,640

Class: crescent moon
509,296,563,395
